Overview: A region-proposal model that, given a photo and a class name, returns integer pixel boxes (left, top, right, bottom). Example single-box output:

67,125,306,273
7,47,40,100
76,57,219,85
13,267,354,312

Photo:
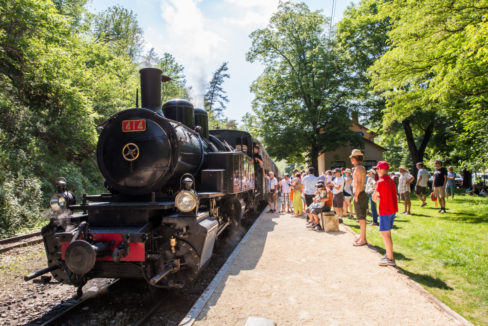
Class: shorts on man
333,192,344,208
379,213,396,231
354,191,368,220
281,192,290,203
399,192,410,201
267,192,276,202
305,194,315,206
415,185,427,196
434,187,445,199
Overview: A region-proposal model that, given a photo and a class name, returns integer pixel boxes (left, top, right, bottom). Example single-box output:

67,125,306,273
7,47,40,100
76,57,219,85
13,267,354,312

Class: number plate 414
122,120,146,132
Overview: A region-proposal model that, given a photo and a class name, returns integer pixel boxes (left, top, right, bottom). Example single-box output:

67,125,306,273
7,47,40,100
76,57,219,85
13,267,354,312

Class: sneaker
313,225,322,232
306,223,316,229
306,221,312,226
421,202,427,207
369,221,379,226
439,209,446,213
378,257,396,267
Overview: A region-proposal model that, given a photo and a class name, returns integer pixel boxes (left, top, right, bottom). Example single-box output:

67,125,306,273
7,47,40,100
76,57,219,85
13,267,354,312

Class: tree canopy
368,0,488,168
246,1,359,168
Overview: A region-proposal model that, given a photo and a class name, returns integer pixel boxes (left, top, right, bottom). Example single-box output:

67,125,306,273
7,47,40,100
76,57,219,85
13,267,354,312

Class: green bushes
0,174,44,238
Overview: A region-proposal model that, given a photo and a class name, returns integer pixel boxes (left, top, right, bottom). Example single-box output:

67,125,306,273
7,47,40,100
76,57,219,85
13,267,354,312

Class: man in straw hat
373,161,398,266
350,149,368,246
398,165,414,214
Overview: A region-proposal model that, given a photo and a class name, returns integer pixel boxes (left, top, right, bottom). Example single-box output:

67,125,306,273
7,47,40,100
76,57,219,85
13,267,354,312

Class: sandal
353,241,368,247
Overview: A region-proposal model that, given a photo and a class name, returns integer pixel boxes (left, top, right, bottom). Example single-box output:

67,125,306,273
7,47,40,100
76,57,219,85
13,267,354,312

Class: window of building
331,161,346,169
364,160,377,171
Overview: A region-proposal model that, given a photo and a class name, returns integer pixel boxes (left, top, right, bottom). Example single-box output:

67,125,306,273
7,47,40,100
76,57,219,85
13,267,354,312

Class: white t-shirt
267,177,278,192
333,176,344,195
280,178,291,193
302,174,318,195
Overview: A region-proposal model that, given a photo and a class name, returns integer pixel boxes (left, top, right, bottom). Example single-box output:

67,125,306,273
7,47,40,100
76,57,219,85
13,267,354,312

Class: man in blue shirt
414,162,430,207
302,167,318,210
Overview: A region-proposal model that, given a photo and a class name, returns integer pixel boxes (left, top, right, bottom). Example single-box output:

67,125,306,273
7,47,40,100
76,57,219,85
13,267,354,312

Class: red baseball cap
373,161,390,170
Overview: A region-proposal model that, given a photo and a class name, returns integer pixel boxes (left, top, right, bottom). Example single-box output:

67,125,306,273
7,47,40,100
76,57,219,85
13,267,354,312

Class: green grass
345,192,488,325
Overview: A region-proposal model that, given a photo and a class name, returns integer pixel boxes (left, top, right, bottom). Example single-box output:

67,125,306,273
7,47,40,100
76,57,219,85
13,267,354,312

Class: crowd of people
264,150,456,267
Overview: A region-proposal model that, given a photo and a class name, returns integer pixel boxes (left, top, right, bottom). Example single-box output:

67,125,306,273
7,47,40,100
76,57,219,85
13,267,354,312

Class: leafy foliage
204,62,236,129
368,0,488,168
0,0,189,236
246,1,359,168
92,5,143,60
204,62,230,119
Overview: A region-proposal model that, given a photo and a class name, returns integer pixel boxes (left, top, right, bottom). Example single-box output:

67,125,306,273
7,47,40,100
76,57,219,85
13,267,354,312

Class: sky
88,0,358,122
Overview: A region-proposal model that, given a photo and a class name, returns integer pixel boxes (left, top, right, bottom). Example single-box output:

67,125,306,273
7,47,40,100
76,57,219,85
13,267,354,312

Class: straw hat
399,165,408,171
349,149,364,158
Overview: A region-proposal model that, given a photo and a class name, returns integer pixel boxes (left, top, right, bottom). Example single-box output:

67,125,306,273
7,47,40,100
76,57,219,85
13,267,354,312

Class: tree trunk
309,143,319,176
462,168,472,188
402,119,434,179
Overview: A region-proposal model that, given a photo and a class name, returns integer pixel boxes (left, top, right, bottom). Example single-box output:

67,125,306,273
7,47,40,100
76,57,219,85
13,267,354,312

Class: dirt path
193,211,469,326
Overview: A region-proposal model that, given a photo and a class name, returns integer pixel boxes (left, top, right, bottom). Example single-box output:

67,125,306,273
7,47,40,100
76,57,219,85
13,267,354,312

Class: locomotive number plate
122,119,146,132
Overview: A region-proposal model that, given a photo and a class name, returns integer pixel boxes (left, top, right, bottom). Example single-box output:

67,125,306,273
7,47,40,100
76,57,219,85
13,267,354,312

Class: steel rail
39,279,120,326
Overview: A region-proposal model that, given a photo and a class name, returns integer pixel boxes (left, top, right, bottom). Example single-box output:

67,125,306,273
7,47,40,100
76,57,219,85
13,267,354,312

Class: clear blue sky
88,0,358,122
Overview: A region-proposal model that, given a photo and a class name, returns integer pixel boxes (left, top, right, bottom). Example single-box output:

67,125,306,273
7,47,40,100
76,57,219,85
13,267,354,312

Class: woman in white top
332,169,344,219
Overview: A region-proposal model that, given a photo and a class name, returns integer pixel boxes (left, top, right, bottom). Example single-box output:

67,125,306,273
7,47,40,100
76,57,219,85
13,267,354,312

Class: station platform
187,210,469,326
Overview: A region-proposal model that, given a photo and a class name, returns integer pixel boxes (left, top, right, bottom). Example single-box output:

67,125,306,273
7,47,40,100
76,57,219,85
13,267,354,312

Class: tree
93,5,143,60
246,1,359,170
204,62,230,119
368,0,488,168
157,52,190,102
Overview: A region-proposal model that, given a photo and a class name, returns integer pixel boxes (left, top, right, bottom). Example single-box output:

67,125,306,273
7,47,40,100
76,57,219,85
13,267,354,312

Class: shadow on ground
397,267,453,290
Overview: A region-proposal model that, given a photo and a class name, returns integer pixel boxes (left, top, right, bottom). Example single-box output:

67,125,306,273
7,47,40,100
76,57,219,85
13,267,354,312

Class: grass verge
344,192,488,325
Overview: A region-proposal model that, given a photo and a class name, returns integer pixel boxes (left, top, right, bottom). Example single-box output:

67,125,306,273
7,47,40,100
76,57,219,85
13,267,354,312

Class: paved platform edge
178,208,269,326
340,223,473,326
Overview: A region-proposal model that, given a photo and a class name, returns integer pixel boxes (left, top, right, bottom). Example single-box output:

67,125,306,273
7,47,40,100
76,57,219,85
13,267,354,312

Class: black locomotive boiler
27,68,279,292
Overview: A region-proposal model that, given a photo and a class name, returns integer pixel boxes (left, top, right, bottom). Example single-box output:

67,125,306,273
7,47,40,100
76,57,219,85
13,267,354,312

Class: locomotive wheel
143,238,200,288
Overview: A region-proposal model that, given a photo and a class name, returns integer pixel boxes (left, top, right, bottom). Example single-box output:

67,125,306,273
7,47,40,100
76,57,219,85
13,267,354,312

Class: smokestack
140,68,162,115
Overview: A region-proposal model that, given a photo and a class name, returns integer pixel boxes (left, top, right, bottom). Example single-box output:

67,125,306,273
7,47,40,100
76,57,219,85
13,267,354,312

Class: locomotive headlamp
175,190,197,213
49,194,67,212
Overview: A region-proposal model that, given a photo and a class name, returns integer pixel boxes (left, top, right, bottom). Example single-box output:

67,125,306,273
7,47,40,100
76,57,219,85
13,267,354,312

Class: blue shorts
379,214,396,231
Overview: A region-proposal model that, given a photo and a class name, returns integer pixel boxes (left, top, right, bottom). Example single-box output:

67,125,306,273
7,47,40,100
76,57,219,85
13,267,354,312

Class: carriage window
235,144,247,152
331,161,345,169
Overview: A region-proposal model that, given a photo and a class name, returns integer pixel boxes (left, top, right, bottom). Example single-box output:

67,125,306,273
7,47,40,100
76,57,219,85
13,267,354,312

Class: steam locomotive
26,68,279,293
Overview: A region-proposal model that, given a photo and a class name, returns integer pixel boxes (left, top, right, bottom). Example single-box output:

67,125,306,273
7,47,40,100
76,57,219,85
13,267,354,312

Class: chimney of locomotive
140,68,163,115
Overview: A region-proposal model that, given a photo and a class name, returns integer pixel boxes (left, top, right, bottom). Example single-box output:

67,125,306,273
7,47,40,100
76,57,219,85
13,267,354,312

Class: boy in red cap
372,161,398,266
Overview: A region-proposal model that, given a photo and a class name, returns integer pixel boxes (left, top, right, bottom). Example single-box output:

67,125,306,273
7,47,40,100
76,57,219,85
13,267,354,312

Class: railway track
38,279,121,326
0,232,43,254
24,207,265,326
